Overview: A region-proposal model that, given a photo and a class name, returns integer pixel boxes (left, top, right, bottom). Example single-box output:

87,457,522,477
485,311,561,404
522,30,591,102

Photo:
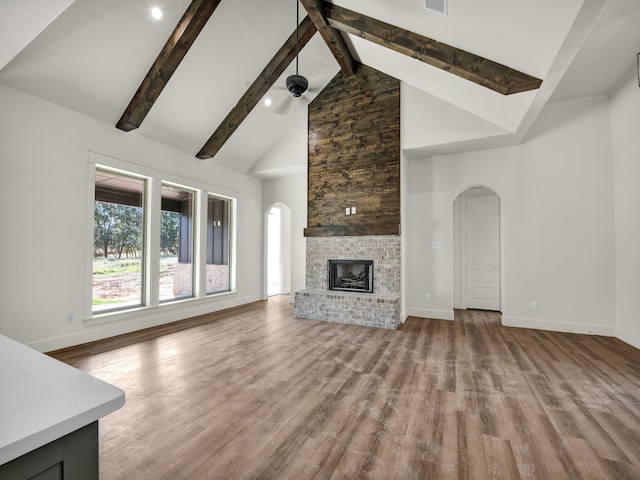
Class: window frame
92,166,148,314
159,181,196,303
206,193,233,295
86,155,237,323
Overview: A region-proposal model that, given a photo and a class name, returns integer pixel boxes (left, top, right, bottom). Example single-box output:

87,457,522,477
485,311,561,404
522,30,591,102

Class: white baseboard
615,327,640,351
501,315,615,337
28,294,262,353
406,308,454,321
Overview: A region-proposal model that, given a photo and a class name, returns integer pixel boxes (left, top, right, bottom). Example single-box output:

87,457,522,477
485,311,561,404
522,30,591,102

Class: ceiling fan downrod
286,0,308,97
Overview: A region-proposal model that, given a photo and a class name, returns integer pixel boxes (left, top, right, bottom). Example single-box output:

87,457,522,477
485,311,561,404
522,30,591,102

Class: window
206,195,231,294
160,183,194,302
91,161,235,317
93,168,146,312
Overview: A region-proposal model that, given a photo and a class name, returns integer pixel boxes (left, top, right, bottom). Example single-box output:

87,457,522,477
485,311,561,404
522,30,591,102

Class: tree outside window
159,183,194,302
92,166,235,315
93,169,145,311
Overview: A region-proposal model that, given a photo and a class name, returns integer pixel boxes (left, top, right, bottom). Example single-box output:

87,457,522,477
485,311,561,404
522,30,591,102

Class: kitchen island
0,334,125,479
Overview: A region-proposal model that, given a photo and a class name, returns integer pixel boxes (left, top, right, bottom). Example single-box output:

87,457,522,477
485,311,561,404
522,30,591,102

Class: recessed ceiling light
264,98,272,107
151,7,162,20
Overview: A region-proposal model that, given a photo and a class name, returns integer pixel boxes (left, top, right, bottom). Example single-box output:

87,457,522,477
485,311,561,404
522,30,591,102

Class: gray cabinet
0,422,98,480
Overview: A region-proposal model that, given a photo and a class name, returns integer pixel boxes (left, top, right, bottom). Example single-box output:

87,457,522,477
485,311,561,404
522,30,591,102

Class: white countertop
0,334,125,465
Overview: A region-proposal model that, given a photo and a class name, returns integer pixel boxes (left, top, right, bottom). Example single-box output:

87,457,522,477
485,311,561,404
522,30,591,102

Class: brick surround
294,236,401,329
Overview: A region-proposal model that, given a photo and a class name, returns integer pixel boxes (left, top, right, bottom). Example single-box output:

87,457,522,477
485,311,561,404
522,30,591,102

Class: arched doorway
266,204,291,297
453,187,502,311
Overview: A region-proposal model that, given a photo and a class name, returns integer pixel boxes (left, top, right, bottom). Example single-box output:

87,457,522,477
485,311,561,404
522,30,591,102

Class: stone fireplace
295,65,401,329
294,236,401,329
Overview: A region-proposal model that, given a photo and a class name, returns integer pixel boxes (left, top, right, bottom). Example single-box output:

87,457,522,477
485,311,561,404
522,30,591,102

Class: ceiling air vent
425,0,447,15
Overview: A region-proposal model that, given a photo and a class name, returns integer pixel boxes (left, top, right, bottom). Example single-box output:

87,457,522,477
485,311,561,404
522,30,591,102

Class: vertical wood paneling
305,65,400,237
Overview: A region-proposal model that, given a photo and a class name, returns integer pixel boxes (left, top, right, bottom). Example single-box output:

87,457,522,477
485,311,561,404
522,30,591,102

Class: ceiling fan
268,74,323,115
269,0,318,115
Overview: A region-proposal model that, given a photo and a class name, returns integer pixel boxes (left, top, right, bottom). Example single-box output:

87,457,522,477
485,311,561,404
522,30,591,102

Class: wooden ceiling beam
323,2,542,95
300,0,357,76
196,16,317,160
116,0,222,132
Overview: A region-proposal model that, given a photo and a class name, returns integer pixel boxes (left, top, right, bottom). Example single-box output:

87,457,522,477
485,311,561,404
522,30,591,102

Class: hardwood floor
49,297,640,479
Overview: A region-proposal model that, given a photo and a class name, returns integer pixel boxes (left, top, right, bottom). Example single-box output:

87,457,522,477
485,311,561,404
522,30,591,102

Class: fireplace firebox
328,260,374,293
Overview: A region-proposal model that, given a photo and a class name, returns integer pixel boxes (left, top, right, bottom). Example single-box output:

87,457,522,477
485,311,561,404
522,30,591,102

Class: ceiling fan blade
273,95,295,115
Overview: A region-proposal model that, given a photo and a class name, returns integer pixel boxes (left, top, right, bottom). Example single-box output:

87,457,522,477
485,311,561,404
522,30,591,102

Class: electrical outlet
66,312,75,323
530,302,537,311
345,207,350,215
425,294,431,302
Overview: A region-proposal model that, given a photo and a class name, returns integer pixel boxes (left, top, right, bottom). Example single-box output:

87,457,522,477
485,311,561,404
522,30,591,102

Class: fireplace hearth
329,260,373,293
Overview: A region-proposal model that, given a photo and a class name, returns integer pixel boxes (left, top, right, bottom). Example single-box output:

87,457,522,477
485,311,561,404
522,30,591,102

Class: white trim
88,150,239,198
451,186,503,315
615,327,640,351
502,315,615,336
227,197,238,294
196,190,207,298
28,293,261,353
406,308,454,321
85,162,97,320
148,175,161,307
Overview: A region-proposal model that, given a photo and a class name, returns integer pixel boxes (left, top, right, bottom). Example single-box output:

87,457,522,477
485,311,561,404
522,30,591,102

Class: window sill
85,291,238,326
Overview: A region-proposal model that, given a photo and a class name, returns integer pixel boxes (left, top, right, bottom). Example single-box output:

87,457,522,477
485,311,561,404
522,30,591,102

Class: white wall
0,84,263,351
610,68,640,350
262,173,307,302
250,108,308,178
401,83,509,151
258,105,308,303
404,95,617,335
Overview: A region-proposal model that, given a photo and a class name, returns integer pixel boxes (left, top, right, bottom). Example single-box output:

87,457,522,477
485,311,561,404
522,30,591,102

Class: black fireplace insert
328,260,374,293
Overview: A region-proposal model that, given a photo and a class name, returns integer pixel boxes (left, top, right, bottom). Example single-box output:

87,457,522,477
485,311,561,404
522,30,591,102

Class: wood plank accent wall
304,65,400,237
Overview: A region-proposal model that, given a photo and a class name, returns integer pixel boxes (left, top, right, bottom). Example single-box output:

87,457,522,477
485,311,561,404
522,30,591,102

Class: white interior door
465,195,500,310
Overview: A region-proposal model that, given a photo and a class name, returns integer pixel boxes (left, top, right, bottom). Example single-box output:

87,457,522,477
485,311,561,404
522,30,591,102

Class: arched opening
452,186,502,312
266,204,292,297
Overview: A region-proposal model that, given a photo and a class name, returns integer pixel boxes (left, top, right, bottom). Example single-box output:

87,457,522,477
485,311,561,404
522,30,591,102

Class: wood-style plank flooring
50,296,640,479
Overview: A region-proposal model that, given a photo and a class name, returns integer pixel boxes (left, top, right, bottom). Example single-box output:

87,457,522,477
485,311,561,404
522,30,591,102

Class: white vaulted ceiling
0,0,638,175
